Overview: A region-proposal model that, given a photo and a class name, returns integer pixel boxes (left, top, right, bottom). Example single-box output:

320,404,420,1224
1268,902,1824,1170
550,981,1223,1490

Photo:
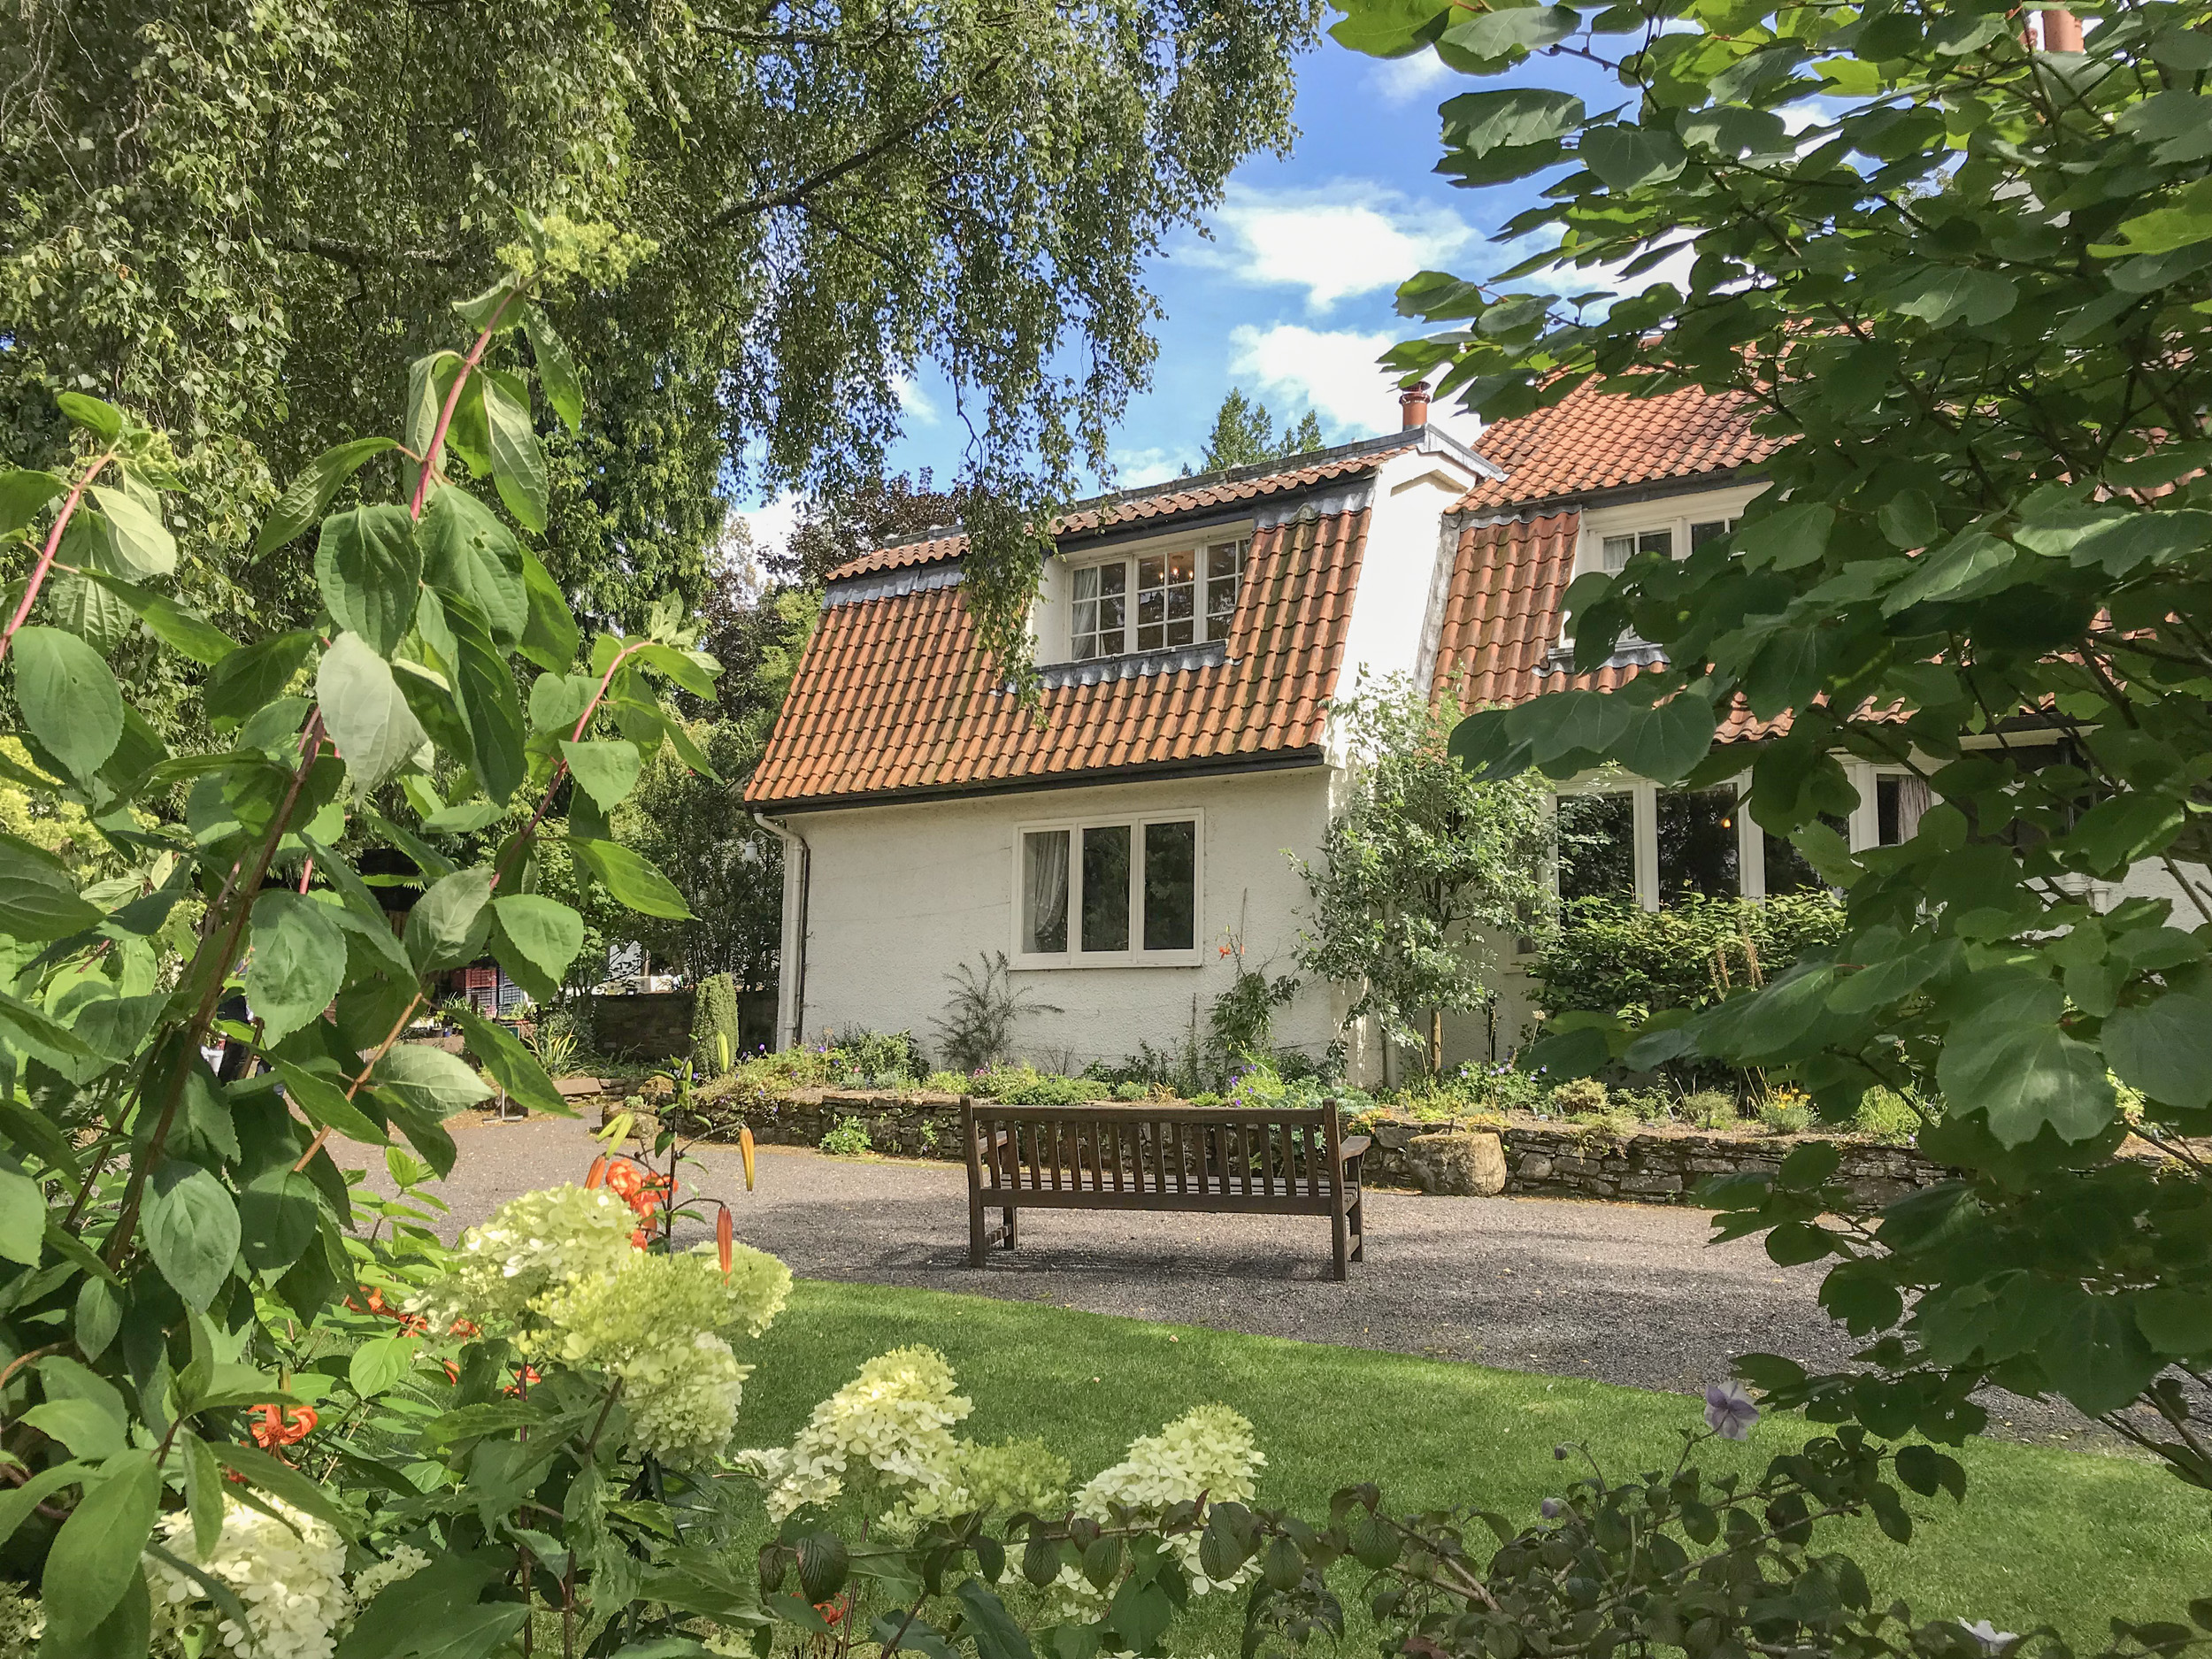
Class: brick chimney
1399,382,1432,429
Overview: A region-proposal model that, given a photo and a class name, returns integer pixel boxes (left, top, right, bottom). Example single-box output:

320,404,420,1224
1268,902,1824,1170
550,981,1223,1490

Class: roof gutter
746,744,1328,818
749,809,810,1051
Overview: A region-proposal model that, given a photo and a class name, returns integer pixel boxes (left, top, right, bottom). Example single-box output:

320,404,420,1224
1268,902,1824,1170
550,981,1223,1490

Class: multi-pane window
1601,527,1673,572
1689,516,1738,549
1557,792,1636,900
1657,786,1740,902
1071,562,1127,661
1070,541,1243,661
1018,815,1201,962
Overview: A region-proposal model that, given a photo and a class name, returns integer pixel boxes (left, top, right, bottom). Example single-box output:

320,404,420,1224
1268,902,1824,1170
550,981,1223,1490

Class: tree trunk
1426,1008,1443,1078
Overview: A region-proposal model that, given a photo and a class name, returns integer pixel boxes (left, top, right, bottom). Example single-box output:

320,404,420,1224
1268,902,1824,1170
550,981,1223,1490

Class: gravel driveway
340,1110,2101,1443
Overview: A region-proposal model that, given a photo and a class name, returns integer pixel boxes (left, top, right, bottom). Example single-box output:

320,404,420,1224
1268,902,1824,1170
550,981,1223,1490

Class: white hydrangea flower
148,1497,350,1659
616,1330,753,1465
347,1544,432,1608
411,1183,639,1337
1056,1406,1266,1608
0,1582,43,1656
880,1437,1071,1538
735,1346,972,1522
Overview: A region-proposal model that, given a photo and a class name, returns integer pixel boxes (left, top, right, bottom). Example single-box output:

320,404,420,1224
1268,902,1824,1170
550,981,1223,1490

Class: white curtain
1896,776,1932,842
1025,832,1069,953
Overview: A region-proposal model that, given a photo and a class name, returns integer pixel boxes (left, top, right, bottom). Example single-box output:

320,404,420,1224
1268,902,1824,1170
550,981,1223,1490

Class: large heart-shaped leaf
2102,991,2212,1110
245,891,347,1045
1937,1017,2116,1146
560,739,641,811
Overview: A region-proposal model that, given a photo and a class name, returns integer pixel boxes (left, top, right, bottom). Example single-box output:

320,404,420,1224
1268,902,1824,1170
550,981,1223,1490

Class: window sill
1035,640,1229,689
1011,952,1205,971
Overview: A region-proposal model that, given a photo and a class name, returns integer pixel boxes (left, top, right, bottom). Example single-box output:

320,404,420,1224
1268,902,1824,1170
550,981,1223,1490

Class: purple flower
1703,1380,1760,1441
1539,1497,1565,1519
1959,1622,2018,1655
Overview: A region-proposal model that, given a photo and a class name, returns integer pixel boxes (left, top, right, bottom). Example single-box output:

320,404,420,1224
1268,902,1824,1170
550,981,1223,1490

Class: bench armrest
1336,1134,1371,1164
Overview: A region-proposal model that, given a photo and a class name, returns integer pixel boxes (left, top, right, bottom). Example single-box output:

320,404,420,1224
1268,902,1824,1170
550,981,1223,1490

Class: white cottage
743,379,2174,1082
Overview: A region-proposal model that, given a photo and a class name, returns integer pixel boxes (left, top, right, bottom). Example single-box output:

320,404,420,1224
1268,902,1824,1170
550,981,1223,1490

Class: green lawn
738,1279,2208,1647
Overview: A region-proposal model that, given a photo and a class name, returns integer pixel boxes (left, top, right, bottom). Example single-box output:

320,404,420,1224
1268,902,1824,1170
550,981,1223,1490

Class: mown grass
738,1279,2208,1648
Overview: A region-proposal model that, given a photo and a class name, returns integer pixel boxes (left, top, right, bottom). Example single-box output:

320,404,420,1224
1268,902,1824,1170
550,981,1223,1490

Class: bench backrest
963,1100,1344,1210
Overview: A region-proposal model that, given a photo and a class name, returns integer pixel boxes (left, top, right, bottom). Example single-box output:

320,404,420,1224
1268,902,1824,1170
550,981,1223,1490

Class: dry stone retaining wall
669,1088,1955,1212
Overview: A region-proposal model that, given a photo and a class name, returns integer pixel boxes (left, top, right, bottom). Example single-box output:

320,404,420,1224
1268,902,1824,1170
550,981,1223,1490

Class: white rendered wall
775,767,1343,1071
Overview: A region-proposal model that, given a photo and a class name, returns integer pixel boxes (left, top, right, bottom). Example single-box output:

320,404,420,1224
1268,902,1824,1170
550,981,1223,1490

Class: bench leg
1002,1206,1019,1249
1331,1209,1348,1281
1349,1193,1364,1263
969,1187,987,1267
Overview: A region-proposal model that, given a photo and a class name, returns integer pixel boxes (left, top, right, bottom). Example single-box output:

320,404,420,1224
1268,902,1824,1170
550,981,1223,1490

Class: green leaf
483,371,549,533
524,308,584,434
529,672,600,739
144,1160,240,1311
0,469,66,536
0,1459,84,1549
569,837,694,919
376,1042,494,1119
88,486,176,578
0,1163,45,1266
0,841,99,940
42,1449,157,1643
956,1579,1036,1659
418,487,527,643
1441,4,1579,61
319,631,430,794
317,504,423,655
210,1440,357,1539
518,549,580,672
349,1334,416,1398
406,865,495,972
421,590,527,803
1736,503,1833,571
23,1396,126,1461
561,739,641,810
247,890,348,1045
1581,125,1688,189
404,1604,530,1659
2136,1288,2212,1358
2040,1293,2164,1417
238,1166,326,1272
1886,265,2019,327
1881,532,2014,614
634,641,718,700
257,437,401,554
1937,1018,2116,1148
453,1006,570,1116
75,568,239,664
1440,87,1585,155
180,1431,226,1557
1612,695,1716,784
12,625,122,782
55,391,121,442
206,629,316,725
491,894,585,992
2103,993,2212,1110
273,1060,390,1147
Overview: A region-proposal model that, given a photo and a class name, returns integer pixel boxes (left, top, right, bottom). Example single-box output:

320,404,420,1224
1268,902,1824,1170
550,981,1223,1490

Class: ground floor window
1018,812,1202,965
1656,786,1740,902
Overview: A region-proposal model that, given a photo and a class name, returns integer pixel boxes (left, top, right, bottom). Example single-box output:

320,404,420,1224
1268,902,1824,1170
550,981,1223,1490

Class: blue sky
741,33,1626,550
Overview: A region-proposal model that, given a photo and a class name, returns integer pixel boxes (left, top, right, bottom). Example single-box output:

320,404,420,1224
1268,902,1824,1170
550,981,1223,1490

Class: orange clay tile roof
826,449,1416,581
1428,511,1781,741
746,503,1374,808
1455,378,1776,514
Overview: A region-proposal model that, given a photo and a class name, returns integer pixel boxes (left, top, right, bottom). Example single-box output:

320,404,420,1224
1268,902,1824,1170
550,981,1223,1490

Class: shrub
933,952,1059,1071
922,1070,970,1094
832,1027,927,1085
1756,1090,1814,1136
1612,1086,1677,1123
690,972,741,1076
820,1118,874,1156
1450,1060,1547,1115
1114,1080,1148,1101
1532,894,1846,1020
971,1064,1112,1106
1548,1076,1609,1116
1683,1088,1740,1131
1853,1087,1923,1145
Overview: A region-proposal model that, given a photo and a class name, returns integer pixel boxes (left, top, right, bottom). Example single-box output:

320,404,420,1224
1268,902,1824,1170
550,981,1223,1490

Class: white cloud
1110,446,1198,489
895,374,939,426
1204,181,1474,313
740,491,803,566
1368,52,1456,108
1228,323,1402,435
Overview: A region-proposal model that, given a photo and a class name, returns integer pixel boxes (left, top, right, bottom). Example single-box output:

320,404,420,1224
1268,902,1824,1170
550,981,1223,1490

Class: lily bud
586,1155,609,1189
718,1205,734,1273
741,1125,757,1192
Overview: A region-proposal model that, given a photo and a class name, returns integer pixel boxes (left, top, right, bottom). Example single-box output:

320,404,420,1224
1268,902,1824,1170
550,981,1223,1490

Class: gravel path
342,1111,2100,1443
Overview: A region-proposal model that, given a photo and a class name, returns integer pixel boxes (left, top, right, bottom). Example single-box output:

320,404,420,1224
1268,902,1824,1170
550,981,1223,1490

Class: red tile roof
746,504,1374,808
1455,378,1775,514
1428,511,1779,741
826,449,1413,581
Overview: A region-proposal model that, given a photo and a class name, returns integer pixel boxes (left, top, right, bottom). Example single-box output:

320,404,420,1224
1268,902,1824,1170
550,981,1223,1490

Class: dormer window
1070,540,1245,662
1601,527,1673,571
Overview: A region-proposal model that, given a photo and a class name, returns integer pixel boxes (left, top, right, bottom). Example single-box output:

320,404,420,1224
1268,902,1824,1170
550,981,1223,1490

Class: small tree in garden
1333,0,2212,1501
1297,681,1555,1077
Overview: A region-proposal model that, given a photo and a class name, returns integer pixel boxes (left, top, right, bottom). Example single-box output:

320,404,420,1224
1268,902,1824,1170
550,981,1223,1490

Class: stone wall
669,1089,1955,1211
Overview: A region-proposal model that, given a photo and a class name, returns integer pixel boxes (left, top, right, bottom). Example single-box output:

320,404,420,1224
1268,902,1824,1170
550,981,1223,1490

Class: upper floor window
1071,540,1244,661
1690,516,1738,549
1601,527,1673,572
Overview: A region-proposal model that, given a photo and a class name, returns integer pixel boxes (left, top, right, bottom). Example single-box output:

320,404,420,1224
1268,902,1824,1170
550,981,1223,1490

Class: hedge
690,972,741,1076
1531,894,1846,1021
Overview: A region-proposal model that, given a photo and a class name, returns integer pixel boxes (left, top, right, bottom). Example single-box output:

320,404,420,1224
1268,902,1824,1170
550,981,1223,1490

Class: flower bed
664,1087,1961,1212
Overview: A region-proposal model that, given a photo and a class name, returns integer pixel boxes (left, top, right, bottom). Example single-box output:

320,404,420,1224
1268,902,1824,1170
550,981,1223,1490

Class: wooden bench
961,1100,1371,1279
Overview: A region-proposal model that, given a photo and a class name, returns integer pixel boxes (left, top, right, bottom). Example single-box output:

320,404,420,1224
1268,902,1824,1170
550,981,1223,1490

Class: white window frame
1010,809,1205,969
1063,540,1247,662
1555,774,1767,910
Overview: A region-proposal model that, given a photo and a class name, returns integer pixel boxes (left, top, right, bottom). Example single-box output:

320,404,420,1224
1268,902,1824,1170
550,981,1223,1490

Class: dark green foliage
690,972,741,1076
933,952,1059,1073
1199,390,1329,472
1531,895,1846,1020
